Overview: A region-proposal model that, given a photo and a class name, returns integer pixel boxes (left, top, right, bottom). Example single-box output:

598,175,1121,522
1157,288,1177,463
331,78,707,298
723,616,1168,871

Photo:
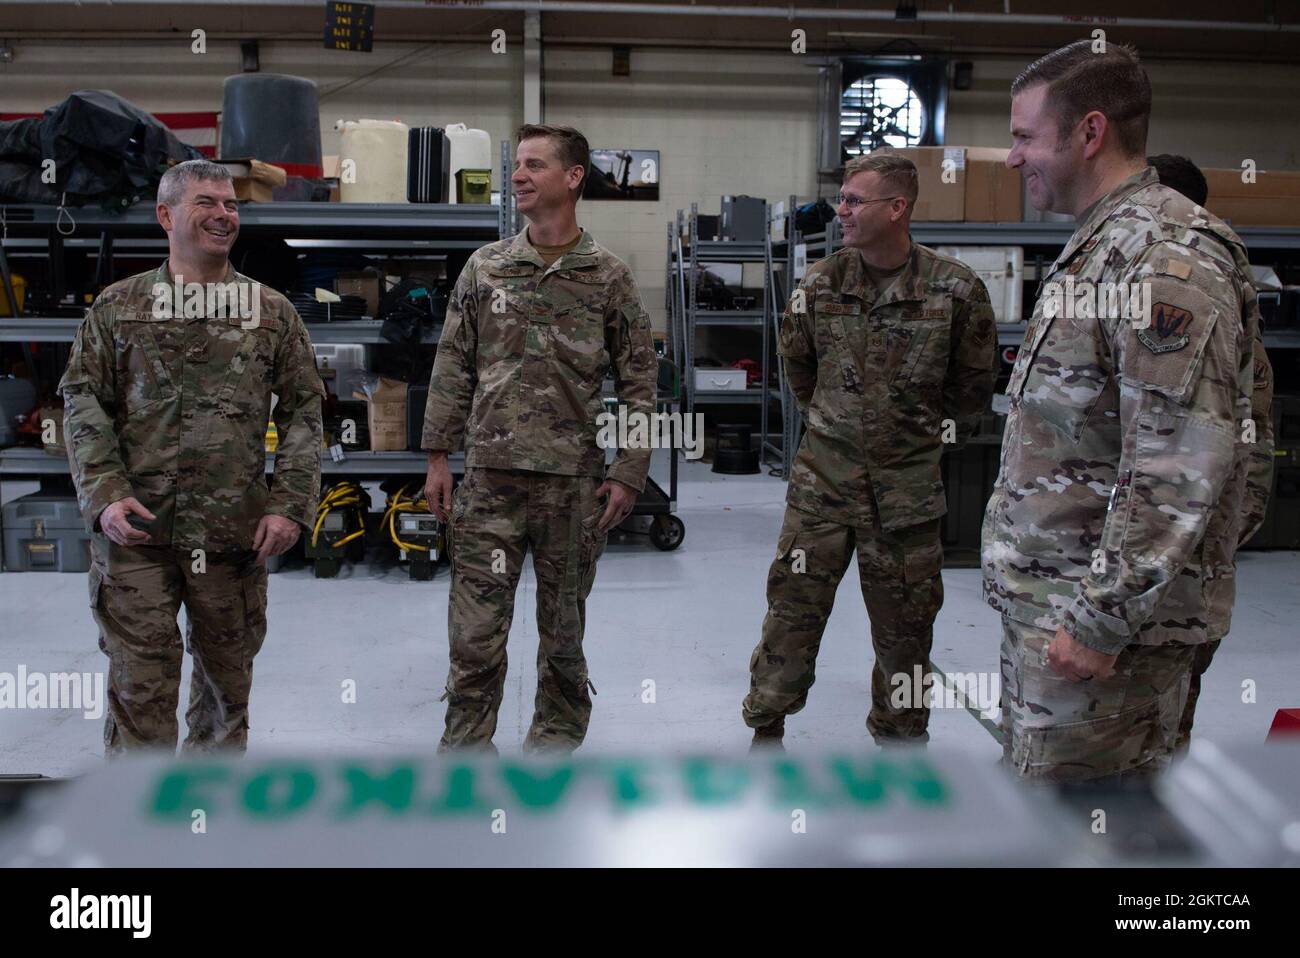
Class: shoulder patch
1137,302,1195,354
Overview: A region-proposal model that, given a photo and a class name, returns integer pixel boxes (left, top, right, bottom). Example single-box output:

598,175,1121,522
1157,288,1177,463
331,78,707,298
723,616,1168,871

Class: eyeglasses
835,193,900,210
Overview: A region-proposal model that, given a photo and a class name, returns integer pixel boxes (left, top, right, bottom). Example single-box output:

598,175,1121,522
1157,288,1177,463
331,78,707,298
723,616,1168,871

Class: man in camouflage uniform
59,159,324,755
984,42,1272,782
742,153,998,748
422,124,657,753
1145,154,1275,752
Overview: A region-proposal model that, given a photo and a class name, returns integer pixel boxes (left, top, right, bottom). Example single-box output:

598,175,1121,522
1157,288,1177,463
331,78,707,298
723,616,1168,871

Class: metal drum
220,74,323,178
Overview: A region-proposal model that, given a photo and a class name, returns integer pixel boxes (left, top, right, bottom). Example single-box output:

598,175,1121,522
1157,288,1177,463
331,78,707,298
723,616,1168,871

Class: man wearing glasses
743,153,998,749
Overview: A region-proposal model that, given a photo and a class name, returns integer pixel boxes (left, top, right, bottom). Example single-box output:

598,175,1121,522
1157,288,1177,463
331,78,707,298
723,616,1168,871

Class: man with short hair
742,152,998,749
1146,153,1275,752
1147,154,1209,208
59,158,324,754
984,42,1269,781
422,124,657,753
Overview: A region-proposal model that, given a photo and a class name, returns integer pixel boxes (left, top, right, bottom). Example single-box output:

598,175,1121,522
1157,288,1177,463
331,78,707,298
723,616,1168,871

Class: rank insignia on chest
1137,301,1194,354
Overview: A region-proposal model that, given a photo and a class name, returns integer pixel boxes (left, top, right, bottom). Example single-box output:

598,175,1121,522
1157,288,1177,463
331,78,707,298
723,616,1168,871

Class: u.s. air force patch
1137,301,1194,354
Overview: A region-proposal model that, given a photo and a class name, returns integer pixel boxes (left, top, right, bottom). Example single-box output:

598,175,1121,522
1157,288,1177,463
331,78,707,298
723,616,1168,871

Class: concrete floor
3,455,1298,777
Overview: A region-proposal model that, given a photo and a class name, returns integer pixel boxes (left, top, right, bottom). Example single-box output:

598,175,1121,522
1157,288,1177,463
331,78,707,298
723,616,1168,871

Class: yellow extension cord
311,481,367,549
383,482,434,554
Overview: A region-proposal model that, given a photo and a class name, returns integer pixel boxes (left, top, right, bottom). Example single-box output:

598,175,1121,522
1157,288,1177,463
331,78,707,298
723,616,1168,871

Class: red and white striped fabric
156,112,219,158
0,110,219,158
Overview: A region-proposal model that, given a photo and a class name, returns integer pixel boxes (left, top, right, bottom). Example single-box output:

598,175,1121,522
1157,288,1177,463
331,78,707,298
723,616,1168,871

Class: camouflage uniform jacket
780,242,998,530
982,167,1273,654
421,228,658,492
58,262,325,552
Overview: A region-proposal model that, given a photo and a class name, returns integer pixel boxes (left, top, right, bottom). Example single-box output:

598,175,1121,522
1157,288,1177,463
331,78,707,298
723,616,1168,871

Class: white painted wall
946,56,1300,171
3,40,1299,330
548,46,820,328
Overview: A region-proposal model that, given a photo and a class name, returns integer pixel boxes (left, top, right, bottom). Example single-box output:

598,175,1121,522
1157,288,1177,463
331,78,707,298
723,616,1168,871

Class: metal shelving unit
764,201,840,477
0,446,466,477
0,145,514,496
667,202,779,465
0,316,446,346
760,210,1300,479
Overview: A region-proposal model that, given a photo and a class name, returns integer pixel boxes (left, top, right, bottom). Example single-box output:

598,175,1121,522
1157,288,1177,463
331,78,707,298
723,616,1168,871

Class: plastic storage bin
2,493,91,572
935,245,1024,324
695,368,748,391
314,344,366,401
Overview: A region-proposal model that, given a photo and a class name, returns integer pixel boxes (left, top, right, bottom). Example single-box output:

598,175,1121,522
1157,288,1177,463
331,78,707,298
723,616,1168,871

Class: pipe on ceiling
1,0,1296,34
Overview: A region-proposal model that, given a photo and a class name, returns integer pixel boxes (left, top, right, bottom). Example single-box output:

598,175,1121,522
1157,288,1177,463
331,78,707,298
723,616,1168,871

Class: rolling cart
609,357,685,551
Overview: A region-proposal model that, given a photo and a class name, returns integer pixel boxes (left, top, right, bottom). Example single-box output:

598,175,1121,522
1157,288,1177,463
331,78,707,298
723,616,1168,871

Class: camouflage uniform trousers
440,467,608,753
742,504,945,743
1176,639,1220,753
999,616,1196,783
88,538,268,756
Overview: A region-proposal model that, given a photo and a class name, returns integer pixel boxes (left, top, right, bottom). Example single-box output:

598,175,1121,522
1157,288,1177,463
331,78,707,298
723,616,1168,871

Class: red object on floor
1266,709,1300,739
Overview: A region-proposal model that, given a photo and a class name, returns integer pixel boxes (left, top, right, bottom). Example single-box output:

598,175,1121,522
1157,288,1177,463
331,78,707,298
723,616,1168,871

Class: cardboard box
382,259,446,283
323,155,342,203
353,377,408,452
215,158,288,203
336,271,381,318
873,146,1023,222
1204,168,1300,227
964,148,1023,222
888,147,965,221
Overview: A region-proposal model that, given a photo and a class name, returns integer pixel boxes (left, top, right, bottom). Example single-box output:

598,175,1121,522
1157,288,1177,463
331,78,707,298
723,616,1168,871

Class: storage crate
935,245,1024,324
2,494,91,572
694,368,748,391
455,168,492,205
314,344,366,402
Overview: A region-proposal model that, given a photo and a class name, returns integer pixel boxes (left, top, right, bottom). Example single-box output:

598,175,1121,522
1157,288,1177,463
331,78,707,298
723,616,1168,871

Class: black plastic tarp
0,90,202,208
